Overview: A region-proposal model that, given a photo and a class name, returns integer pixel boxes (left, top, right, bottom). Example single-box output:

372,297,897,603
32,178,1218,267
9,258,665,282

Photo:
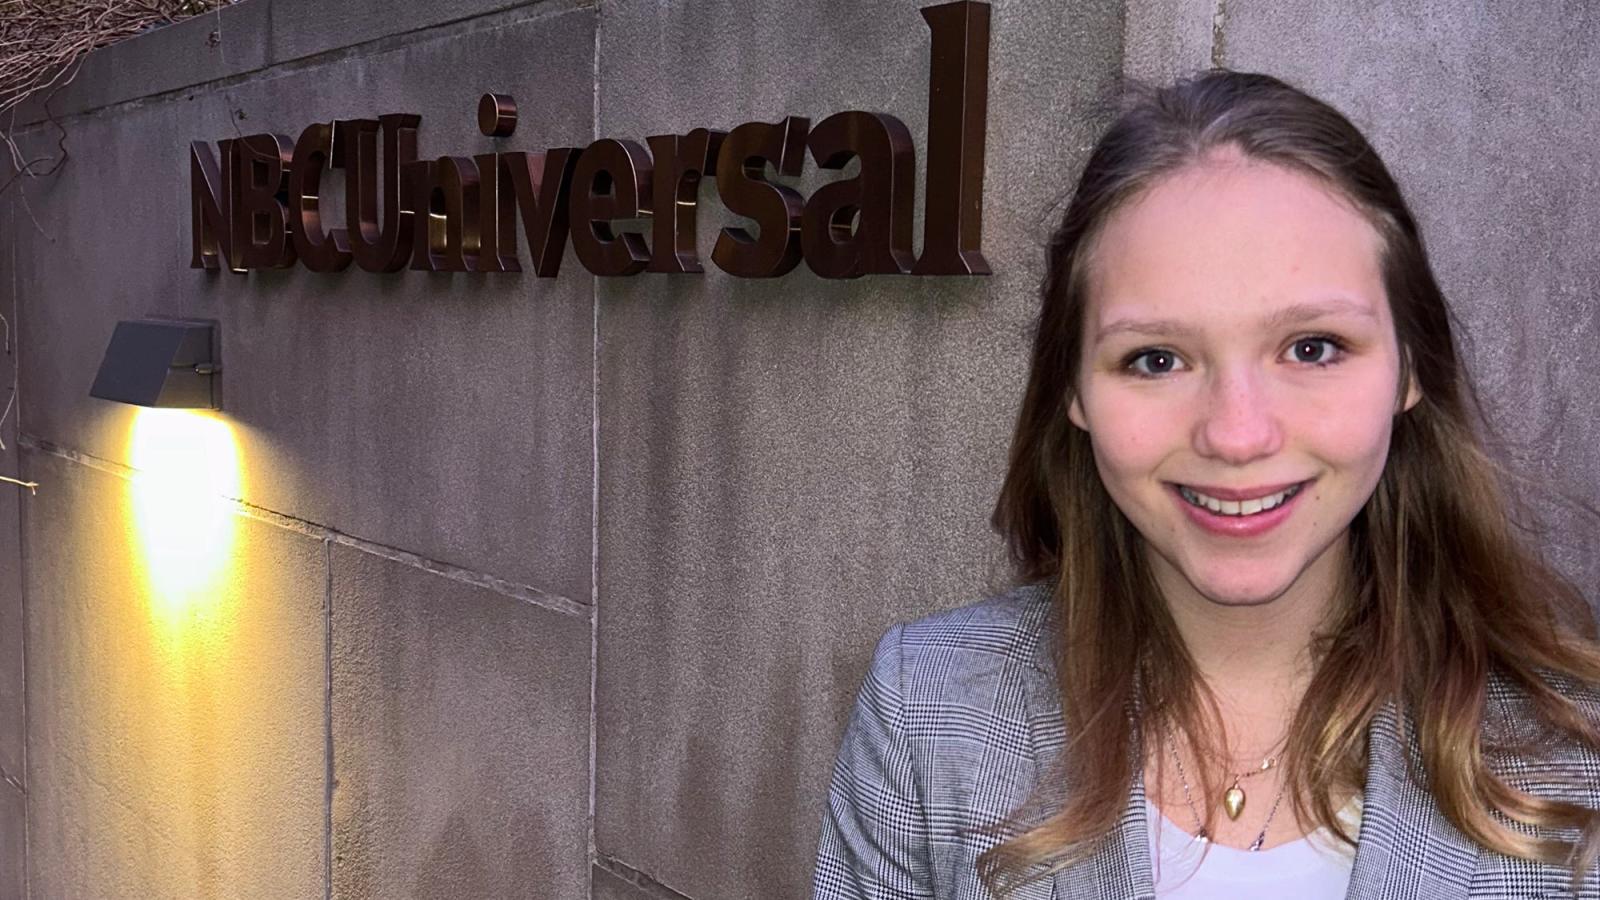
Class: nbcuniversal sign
189,1,993,280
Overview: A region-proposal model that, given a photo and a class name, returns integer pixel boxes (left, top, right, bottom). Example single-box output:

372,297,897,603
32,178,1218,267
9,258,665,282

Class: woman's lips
1168,479,1311,538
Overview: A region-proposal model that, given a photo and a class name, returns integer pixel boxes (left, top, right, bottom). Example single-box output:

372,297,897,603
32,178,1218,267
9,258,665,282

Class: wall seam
14,435,589,617
586,3,602,897
322,536,334,900
1210,0,1228,67
594,855,694,900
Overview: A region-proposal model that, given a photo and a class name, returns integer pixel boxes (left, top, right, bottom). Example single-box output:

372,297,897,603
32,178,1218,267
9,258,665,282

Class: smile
1178,483,1305,517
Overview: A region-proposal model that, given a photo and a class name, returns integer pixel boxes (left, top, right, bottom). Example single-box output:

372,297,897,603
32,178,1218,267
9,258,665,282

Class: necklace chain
1161,724,1288,852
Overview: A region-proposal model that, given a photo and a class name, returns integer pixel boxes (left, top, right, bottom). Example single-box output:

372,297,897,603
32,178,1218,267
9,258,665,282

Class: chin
1189,572,1296,607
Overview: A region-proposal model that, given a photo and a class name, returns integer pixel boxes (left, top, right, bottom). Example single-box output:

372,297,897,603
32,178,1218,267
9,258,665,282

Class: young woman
813,71,1600,899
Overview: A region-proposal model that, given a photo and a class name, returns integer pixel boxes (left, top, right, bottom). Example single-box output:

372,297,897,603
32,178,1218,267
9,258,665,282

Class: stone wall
0,0,1595,897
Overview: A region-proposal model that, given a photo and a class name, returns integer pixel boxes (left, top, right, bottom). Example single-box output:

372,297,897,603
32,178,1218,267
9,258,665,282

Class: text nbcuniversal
189,1,992,280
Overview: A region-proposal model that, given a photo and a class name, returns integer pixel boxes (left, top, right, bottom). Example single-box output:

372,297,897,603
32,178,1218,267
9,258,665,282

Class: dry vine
0,0,233,192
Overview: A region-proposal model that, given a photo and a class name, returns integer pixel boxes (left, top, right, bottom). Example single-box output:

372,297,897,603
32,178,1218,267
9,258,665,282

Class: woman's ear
1068,393,1088,431
1402,374,1423,412
1399,349,1423,413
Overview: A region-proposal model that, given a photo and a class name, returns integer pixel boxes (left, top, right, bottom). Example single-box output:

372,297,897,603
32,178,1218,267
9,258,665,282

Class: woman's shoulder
895,581,1054,663
1483,668,1600,806
865,581,1056,712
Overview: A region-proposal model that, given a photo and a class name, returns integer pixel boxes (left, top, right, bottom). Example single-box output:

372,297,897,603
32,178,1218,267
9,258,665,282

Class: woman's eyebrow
1094,298,1377,343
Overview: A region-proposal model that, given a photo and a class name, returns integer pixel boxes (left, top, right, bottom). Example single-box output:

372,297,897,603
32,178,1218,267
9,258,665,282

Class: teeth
1179,483,1301,516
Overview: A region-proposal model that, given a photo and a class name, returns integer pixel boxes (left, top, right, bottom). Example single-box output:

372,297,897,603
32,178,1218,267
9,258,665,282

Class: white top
1146,799,1359,899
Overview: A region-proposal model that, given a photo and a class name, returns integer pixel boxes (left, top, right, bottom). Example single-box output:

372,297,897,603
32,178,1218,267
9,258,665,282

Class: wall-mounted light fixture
90,319,221,409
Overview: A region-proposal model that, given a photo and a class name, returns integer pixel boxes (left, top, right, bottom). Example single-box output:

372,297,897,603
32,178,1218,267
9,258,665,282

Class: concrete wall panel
1123,0,1214,82
0,169,22,900
15,1,599,602
21,447,325,899
1220,0,1600,595
329,543,591,900
0,194,24,802
591,0,1122,896
0,781,21,900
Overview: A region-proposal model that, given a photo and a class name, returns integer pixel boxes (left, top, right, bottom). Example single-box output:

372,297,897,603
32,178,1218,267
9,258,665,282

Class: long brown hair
981,70,1600,891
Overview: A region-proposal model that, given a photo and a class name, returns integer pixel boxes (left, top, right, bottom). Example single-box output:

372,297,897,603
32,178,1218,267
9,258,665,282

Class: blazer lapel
1018,601,1155,900
1346,702,1479,899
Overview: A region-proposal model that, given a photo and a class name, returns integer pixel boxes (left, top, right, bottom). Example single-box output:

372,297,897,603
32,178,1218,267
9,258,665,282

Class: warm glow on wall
127,408,242,630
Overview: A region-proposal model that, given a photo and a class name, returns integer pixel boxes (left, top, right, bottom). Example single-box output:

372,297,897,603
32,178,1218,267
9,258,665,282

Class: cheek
1289,392,1397,475
1080,391,1178,481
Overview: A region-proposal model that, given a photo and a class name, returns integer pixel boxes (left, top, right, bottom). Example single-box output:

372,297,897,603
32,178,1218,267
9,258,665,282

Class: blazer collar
1018,598,1479,900
1345,701,1480,899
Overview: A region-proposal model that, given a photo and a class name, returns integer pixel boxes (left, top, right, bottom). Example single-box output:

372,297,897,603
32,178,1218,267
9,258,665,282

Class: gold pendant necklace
1162,724,1289,851
1222,755,1277,820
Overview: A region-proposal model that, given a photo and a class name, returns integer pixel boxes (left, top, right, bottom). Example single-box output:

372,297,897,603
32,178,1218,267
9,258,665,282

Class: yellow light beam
127,408,242,634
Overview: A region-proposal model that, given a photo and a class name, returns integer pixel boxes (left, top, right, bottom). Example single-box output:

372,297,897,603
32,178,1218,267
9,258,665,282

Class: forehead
1084,156,1390,335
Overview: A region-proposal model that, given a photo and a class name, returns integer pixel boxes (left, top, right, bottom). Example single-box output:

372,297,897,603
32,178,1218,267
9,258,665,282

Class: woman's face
1069,153,1420,609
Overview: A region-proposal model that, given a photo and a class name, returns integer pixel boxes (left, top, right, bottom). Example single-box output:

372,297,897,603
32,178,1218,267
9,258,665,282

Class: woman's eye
1287,337,1345,365
1125,349,1184,376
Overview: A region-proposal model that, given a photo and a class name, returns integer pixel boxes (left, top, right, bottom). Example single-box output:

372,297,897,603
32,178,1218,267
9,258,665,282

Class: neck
1153,537,1348,733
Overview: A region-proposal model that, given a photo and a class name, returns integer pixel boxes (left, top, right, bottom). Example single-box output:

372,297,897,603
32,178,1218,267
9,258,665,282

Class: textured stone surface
329,543,590,900
0,782,21,900
592,862,693,900
0,171,21,900
591,0,1123,896
1123,0,1217,82
21,447,325,899
14,0,598,602
266,0,554,68
0,194,23,794
1221,0,1600,598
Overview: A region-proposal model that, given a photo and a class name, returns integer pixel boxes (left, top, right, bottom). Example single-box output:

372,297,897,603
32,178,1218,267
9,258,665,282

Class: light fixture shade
90,319,220,409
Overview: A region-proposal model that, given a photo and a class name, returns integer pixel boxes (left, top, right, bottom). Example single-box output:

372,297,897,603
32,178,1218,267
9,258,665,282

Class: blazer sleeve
813,623,936,899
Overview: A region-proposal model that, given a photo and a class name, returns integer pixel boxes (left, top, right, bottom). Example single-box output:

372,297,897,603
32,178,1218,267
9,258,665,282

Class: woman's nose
1192,367,1284,464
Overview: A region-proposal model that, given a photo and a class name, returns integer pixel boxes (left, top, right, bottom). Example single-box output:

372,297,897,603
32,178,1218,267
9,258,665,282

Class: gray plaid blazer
813,583,1600,899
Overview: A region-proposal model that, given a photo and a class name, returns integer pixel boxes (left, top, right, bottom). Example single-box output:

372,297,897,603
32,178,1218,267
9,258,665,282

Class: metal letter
645,129,726,274
233,133,297,269
802,111,916,278
336,113,422,273
289,122,352,272
405,158,482,272
569,138,654,277
474,153,521,273
711,116,810,278
912,0,992,275
190,139,238,271
502,148,579,278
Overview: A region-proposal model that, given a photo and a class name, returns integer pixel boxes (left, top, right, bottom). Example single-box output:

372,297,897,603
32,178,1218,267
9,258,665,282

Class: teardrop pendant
1223,785,1246,820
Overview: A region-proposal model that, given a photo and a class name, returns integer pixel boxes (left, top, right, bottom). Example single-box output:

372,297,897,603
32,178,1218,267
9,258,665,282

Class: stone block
590,0,1122,896
0,782,21,900
0,197,22,787
329,542,590,900
15,2,598,601
1123,0,1217,82
21,447,325,899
